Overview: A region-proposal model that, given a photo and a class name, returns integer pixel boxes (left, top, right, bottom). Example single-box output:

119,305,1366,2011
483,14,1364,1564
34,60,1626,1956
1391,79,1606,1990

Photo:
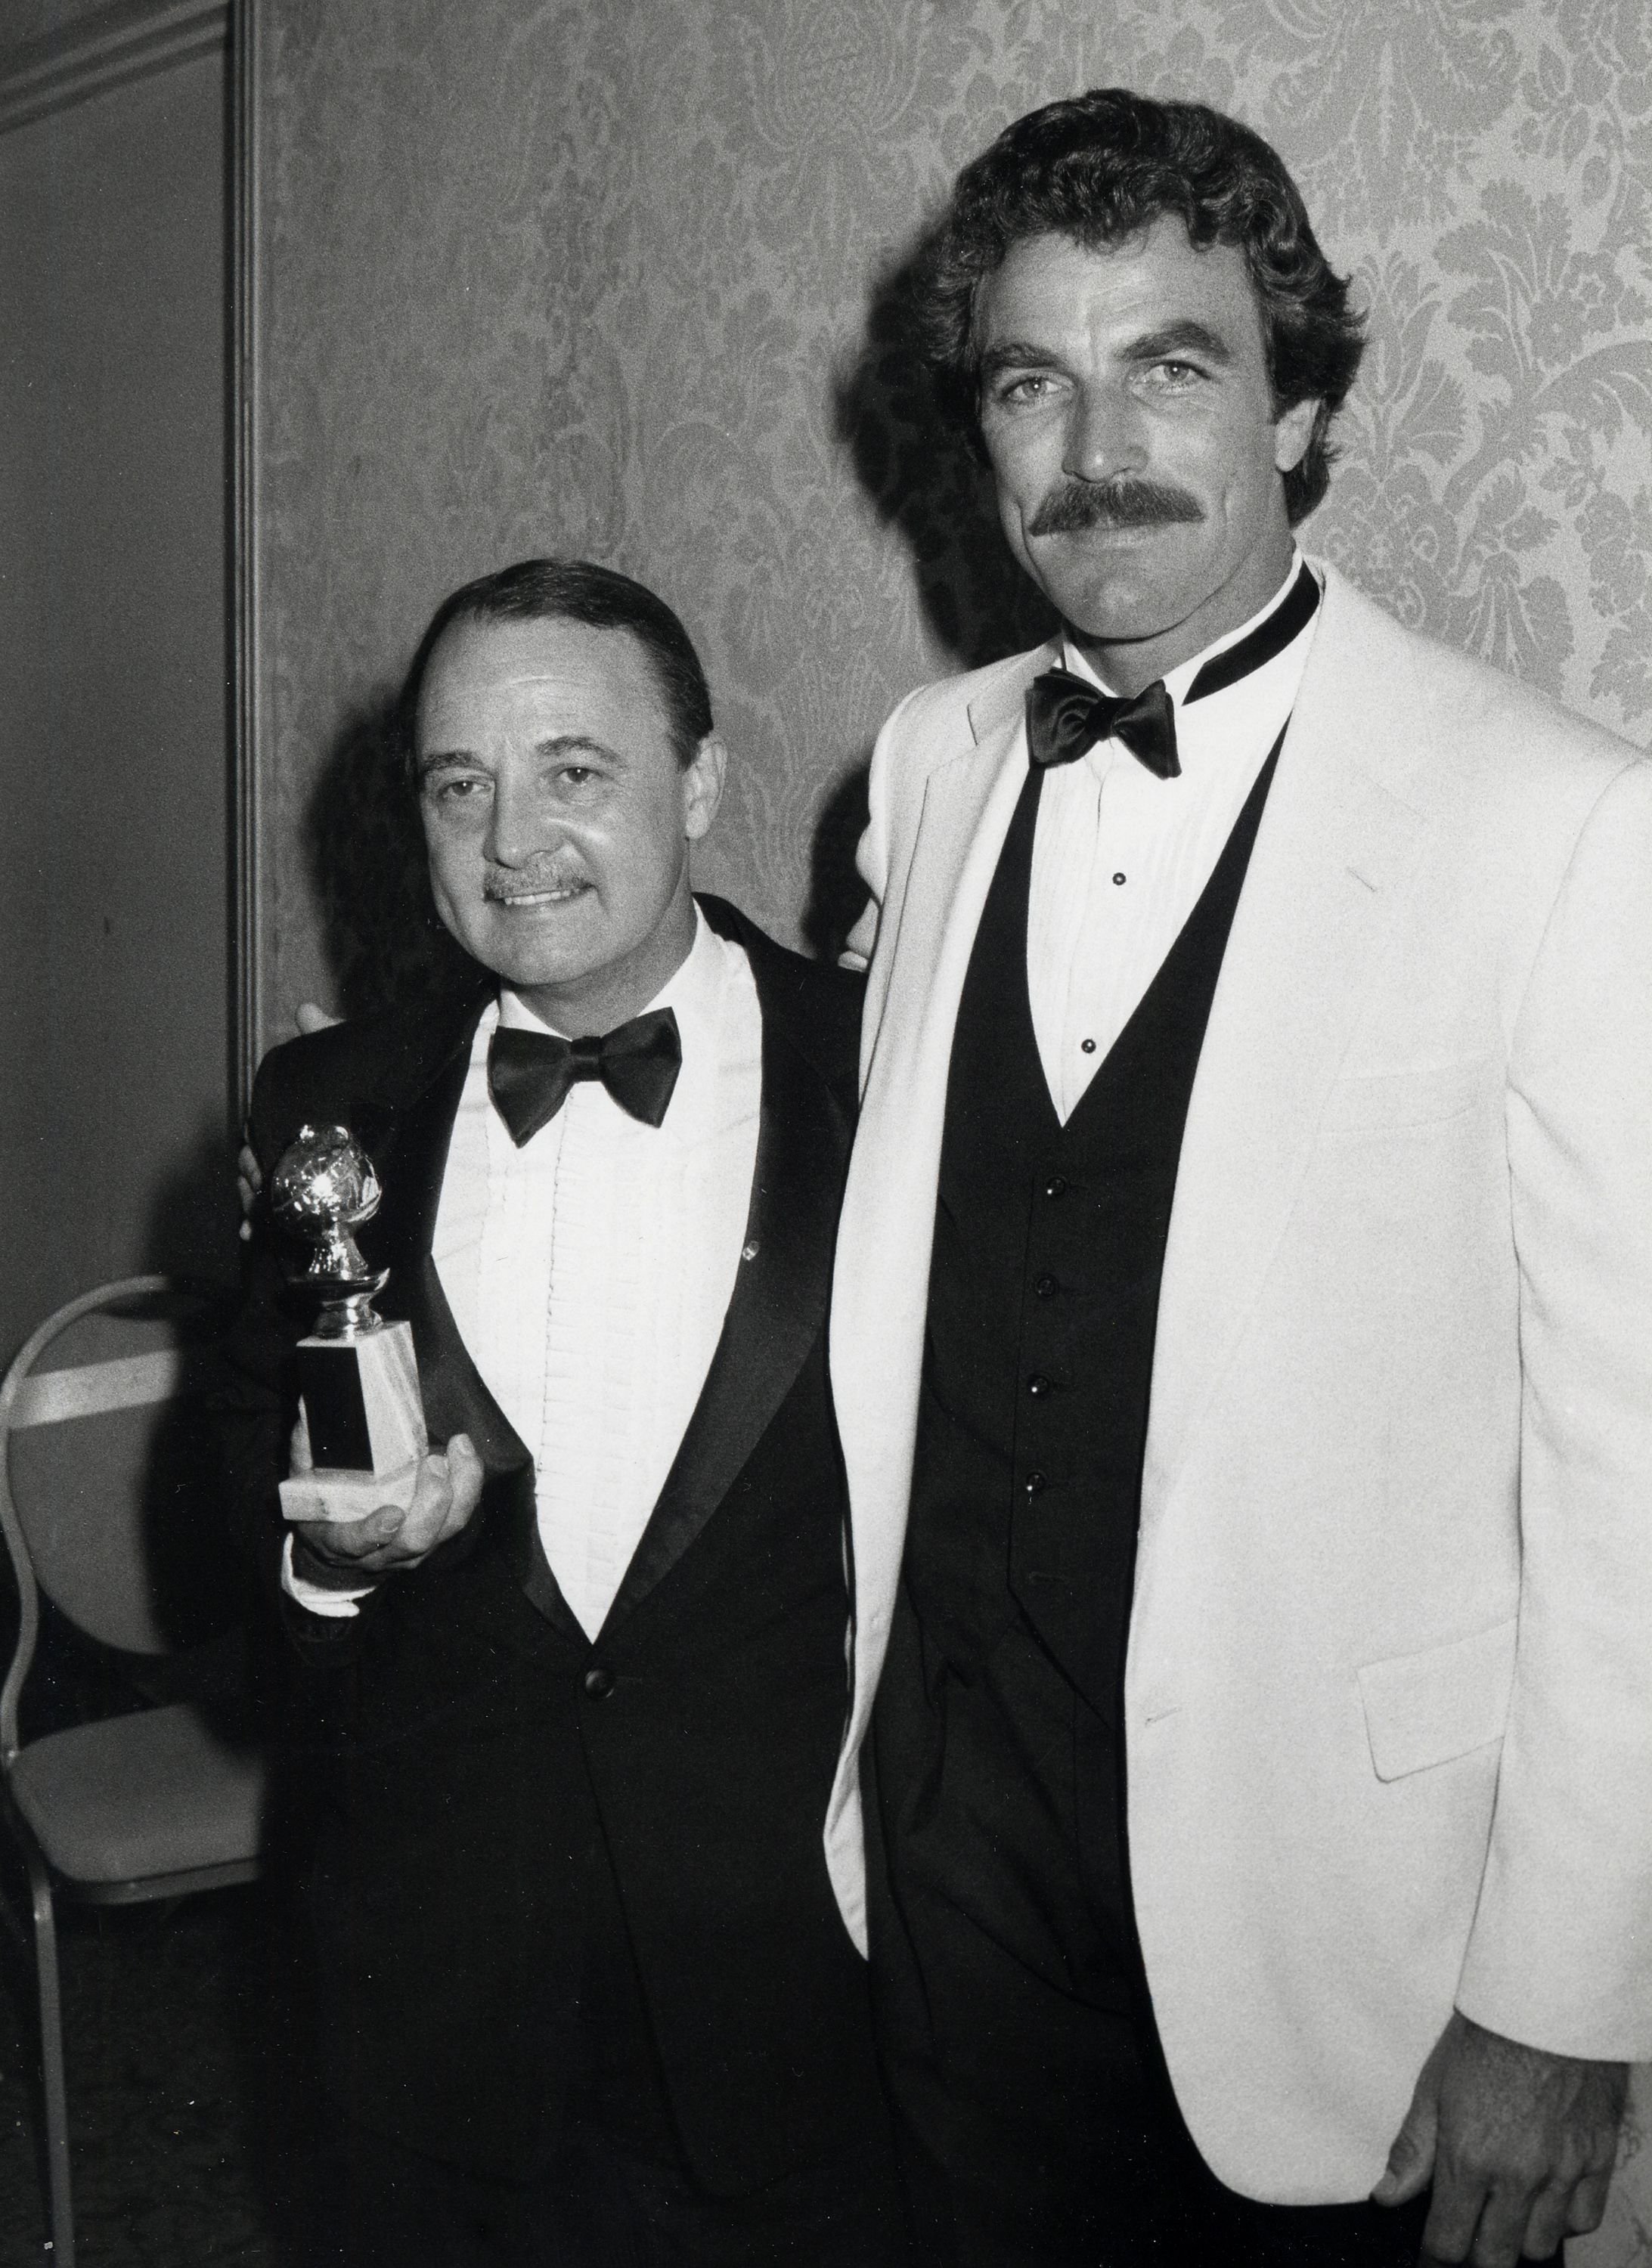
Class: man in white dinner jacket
825,86,1652,2268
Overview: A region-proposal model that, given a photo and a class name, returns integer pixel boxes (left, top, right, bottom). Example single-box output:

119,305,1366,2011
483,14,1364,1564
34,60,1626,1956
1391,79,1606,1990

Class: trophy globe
269,1123,428,1521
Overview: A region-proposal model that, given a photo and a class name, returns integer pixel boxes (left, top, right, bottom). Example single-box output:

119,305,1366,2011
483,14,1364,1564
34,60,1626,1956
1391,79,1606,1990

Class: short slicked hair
400,557,714,776
916,88,1365,524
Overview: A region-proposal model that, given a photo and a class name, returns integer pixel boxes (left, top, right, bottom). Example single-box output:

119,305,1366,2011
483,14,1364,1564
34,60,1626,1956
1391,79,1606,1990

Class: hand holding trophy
271,1123,428,1523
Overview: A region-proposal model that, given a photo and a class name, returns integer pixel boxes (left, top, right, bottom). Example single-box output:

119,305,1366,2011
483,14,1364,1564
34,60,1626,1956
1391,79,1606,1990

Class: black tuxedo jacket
216,898,882,2190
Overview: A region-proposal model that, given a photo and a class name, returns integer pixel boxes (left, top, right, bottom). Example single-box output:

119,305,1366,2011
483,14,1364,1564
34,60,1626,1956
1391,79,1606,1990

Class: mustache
1026,477,1204,537
482,858,588,899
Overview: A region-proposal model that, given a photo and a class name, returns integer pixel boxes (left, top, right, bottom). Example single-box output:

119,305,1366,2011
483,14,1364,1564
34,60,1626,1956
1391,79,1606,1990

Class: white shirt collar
1055,550,1319,785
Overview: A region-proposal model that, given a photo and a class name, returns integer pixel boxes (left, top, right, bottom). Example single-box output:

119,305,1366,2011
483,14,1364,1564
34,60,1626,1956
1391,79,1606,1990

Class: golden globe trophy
271,1123,428,1523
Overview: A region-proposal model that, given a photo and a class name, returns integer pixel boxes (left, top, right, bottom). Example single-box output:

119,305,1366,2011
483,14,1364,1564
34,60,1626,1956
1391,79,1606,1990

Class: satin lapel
603,996,851,1625
355,1002,569,1633
1144,569,1431,1504
829,695,1036,1730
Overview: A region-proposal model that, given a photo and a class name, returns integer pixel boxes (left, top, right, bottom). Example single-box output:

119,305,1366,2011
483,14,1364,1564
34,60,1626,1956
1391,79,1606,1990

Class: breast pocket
1321,1055,1499,1139
1357,1616,1517,1781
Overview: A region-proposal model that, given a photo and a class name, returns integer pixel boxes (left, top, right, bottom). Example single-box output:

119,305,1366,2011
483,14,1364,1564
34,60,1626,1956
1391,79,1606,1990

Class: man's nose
1062,380,1146,485
483,773,547,867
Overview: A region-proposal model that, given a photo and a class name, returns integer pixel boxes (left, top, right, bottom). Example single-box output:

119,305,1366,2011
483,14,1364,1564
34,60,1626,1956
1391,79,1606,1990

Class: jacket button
1027,1374,1051,1399
1043,1176,1067,1200
583,1666,615,1699
1024,1470,1048,1495
1035,1273,1058,1299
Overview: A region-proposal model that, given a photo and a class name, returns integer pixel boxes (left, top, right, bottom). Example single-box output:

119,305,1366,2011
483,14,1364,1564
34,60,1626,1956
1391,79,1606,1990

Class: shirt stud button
1113,872,1127,885
1080,1037,1096,1055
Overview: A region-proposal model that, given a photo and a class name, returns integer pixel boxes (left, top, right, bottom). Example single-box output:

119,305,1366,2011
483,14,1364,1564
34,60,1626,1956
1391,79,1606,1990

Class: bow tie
487,1009,682,1146
1025,559,1324,782
1025,672,1179,779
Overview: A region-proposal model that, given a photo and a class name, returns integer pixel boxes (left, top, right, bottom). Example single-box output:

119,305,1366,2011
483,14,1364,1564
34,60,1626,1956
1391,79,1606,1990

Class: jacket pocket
1357,1616,1517,1781
1322,1055,1499,1136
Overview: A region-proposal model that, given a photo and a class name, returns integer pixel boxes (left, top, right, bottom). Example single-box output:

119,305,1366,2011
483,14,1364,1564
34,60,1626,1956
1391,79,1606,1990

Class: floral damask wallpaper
258,0,1651,1028
257,4,1650,2251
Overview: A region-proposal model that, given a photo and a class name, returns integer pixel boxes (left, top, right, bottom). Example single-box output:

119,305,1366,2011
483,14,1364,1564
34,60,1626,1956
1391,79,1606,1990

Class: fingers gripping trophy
271,1123,428,1523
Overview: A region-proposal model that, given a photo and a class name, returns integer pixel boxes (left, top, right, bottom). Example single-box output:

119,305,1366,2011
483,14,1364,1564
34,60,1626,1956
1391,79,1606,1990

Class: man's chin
1050,588,1184,651
1024,545,1188,642
456,900,605,990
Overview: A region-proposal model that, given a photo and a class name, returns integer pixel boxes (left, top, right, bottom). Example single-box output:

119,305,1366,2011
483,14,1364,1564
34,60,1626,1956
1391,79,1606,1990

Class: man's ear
683,733,727,843
1275,395,1321,476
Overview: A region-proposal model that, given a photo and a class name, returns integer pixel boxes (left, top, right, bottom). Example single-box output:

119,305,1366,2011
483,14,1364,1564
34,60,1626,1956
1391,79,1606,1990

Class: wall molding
231,0,262,1110
0,0,225,136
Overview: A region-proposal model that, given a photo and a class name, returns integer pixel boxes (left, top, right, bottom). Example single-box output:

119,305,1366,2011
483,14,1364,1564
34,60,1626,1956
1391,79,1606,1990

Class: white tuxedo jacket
825,562,1652,2201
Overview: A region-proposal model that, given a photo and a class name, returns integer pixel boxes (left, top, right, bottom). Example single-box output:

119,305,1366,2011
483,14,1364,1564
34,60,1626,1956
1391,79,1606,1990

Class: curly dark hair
398,556,714,782
916,88,1365,525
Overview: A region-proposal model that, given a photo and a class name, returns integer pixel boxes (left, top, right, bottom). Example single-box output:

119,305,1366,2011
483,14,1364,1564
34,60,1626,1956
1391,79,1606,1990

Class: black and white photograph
1,3,1648,2263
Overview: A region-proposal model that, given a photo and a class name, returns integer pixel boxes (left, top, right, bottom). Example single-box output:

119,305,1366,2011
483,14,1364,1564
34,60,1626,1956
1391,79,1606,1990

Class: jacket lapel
603,937,852,1625
1143,566,1432,1505
829,658,1049,1746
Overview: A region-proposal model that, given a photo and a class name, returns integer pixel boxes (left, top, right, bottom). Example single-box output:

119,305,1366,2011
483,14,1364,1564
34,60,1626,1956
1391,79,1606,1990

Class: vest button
583,1666,615,1700
1043,1176,1067,1200
1027,1374,1052,1399
1024,1470,1048,1495
1035,1274,1058,1299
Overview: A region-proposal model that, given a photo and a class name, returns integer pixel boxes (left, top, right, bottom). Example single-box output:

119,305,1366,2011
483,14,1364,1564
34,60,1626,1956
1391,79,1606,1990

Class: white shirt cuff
281,1530,375,1619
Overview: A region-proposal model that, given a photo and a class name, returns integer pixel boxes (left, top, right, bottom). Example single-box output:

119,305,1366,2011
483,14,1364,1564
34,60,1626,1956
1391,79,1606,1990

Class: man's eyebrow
414,748,476,782
977,340,1065,386
530,731,615,764
1125,320,1233,366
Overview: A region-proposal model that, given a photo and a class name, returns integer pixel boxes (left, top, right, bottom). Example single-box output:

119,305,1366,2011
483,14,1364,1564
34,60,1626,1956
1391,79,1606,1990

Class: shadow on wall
302,696,479,1020
144,1109,242,1286
801,758,872,966
297,219,1052,995
832,216,1055,673
792,218,1055,963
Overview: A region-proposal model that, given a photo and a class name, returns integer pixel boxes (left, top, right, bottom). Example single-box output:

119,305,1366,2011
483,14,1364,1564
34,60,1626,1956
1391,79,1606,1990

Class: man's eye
994,372,1056,404
557,764,595,787
1146,359,1204,386
429,775,488,804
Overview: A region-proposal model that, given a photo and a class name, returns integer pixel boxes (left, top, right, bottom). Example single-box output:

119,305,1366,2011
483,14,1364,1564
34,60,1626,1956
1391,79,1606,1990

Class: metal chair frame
0,1273,264,2268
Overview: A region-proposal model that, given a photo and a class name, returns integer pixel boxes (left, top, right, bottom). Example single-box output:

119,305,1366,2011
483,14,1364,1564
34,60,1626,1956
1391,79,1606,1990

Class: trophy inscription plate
271,1123,429,1523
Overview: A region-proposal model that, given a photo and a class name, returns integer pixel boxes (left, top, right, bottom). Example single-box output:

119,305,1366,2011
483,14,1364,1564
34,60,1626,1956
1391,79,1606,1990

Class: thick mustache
1027,478,1204,536
483,860,588,899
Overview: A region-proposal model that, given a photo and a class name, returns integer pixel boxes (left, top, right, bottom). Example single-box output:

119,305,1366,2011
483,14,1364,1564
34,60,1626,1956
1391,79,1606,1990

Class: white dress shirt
1027,555,1320,1123
287,909,763,1637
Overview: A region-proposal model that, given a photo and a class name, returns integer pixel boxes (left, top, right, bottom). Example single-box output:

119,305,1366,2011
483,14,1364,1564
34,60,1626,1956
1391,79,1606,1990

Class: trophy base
280,1459,422,1525
296,1320,426,1473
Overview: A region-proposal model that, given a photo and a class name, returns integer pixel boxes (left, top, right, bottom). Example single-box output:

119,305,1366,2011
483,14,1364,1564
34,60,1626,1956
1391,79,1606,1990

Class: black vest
907,739,1281,1720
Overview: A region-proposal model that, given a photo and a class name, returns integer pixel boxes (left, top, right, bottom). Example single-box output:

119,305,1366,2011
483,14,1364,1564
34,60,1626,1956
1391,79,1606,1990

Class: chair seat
9,1703,265,1883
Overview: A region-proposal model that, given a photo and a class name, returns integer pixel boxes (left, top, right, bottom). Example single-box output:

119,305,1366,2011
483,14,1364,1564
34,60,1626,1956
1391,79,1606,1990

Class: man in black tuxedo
218,559,903,2267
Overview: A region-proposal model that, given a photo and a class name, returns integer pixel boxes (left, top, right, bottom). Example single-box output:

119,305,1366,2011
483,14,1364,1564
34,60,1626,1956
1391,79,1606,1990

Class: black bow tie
487,1009,682,1146
1025,560,1322,782
1026,673,1179,778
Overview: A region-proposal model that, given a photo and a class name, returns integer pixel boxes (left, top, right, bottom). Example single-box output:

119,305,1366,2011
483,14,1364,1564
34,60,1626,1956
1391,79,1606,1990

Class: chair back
0,1275,235,1757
